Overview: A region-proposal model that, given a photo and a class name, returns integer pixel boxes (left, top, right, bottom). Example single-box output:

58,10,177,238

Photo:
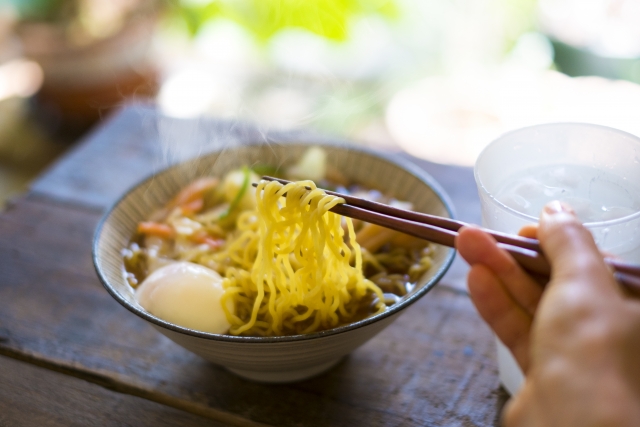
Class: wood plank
0,195,508,426
29,105,275,210
28,105,479,292
0,355,229,427
29,106,480,224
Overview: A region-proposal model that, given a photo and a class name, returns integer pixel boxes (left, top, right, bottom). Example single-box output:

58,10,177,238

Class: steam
144,11,394,178
153,113,252,179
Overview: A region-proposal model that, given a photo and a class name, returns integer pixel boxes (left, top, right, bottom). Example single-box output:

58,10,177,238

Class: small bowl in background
93,142,455,383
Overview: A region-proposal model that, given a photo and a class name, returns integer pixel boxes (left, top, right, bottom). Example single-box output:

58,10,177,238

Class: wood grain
30,104,279,210
0,355,228,427
29,105,481,224
0,195,508,426
1,105,508,426
28,106,479,292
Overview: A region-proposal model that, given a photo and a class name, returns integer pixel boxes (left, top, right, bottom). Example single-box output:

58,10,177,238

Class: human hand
456,201,640,426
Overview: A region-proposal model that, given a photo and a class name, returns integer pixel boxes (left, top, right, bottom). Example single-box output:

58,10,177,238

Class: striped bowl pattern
93,142,455,382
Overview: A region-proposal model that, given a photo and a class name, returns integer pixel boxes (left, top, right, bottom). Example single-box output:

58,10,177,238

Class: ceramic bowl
93,142,455,383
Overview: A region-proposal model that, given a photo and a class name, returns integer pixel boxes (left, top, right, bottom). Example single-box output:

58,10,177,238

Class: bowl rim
93,141,456,343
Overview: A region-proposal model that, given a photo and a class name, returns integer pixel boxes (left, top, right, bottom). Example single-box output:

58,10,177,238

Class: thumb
538,201,615,295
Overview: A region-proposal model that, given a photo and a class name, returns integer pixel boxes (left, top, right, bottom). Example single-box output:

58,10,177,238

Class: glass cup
474,122,640,395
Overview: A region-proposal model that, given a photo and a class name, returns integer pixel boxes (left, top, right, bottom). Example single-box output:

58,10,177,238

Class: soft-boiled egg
135,261,233,334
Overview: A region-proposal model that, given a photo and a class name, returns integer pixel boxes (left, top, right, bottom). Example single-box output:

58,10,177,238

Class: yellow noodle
221,180,386,336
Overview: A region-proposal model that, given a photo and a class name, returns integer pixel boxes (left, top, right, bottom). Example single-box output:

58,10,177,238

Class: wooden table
0,105,509,426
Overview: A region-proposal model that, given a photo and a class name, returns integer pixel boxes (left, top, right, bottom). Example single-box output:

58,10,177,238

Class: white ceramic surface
93,142,455,383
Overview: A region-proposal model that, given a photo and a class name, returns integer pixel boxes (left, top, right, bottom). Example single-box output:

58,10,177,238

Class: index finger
538,201,618,297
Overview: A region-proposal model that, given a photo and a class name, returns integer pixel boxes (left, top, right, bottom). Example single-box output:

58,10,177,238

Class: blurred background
1,0,640,206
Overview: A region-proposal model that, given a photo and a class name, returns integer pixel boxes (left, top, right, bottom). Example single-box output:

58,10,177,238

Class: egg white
135,261,233,334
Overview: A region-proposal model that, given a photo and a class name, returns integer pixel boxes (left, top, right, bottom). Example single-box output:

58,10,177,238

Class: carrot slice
171,177,219,208
137,222,175,238
202,237,224,250
190,231,224,250
181,198,204,215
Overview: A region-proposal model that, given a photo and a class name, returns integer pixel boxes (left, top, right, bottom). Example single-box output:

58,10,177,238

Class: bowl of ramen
93,142,455,382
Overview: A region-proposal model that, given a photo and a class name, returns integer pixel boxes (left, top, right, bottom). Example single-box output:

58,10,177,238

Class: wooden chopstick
255,177,550,276
261,176,541,252
255,177,640,288
330,203,551,276
606,259,640,277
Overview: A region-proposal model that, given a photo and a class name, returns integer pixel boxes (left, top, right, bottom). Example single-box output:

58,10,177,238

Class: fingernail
543,200,574,215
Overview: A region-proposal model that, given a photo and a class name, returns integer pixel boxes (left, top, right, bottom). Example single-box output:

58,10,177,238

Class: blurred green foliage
174,0,398,41
8,0,72,22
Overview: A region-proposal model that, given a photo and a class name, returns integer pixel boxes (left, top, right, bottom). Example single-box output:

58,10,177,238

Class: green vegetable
251,164,282,178
219,166,251,220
